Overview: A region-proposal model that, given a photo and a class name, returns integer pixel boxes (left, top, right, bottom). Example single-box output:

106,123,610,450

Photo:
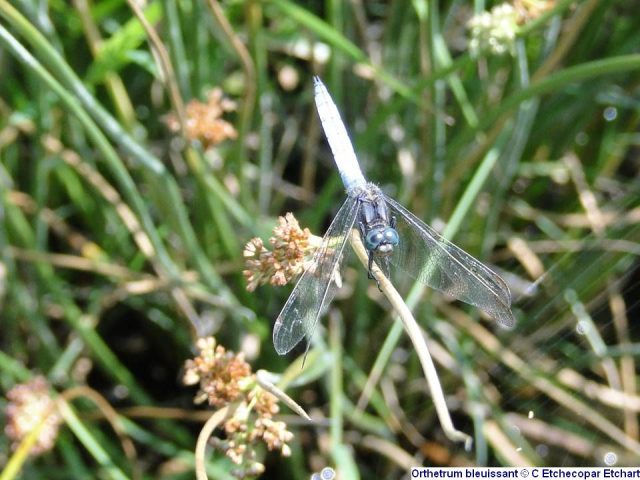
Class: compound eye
365,229,383,250
384,228,399,246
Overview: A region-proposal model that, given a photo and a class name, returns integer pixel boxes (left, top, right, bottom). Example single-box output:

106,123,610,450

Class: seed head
468,3,519,57
5,376,61,456
243,213,321,291
165,88,237,149
183,337,252,407
183,338,294,478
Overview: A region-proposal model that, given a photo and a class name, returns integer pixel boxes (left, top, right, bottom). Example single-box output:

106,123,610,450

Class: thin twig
256,370,310,420
608,283,639,440
6,247,134,280
206,0,255,131
483,420,534,466
72,0,136,128
360,435,419,470
506,412,603,458
530,0,601,82
195,404,236,480
60,386,140,480
126,0,187,131
349,229,472,448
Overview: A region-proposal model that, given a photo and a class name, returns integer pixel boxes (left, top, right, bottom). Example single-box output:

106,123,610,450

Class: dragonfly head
364,226,399,255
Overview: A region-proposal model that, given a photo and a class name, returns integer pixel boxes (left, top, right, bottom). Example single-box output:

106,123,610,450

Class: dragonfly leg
367,252,383,291
358,220,367,239
367,251,374,279
390,215,397,228
358,219,372,270
360,220,377,281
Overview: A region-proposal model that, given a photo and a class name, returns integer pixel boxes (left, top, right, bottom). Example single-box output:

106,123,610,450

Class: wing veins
385,196,514,326
272,197,359,354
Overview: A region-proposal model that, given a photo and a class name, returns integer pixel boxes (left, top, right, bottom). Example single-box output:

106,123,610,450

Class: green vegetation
1,0,639,478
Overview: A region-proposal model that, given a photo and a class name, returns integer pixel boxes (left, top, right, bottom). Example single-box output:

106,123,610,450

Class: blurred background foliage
1,0,639,478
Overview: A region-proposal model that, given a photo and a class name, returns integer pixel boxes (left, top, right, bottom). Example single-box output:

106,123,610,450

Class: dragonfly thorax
357,185,399,255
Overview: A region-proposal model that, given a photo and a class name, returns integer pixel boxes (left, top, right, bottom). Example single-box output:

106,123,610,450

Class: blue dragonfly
272,77,515,355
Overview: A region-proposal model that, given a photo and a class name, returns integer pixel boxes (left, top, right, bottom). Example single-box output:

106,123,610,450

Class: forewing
272,196,360,355
385,196,515,328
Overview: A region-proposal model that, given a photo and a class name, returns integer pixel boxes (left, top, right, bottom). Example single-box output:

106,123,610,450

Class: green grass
1,0,640,478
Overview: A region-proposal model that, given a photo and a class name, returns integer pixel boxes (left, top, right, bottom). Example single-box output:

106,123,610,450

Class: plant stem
350,230,472,448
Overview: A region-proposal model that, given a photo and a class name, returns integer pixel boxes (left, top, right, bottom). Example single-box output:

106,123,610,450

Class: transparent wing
273,196,360,355
384,195,515,328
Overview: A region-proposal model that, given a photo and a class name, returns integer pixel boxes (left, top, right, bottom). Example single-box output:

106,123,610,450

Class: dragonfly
272,76,515,355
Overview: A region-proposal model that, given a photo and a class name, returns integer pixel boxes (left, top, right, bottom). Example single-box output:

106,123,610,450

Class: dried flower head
252,388,279,418
165,88,237,149
183,337,252,407
243,213,322,291
468,3,519,57
5,376,61,456
183,337,294,478
249,417,294,455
